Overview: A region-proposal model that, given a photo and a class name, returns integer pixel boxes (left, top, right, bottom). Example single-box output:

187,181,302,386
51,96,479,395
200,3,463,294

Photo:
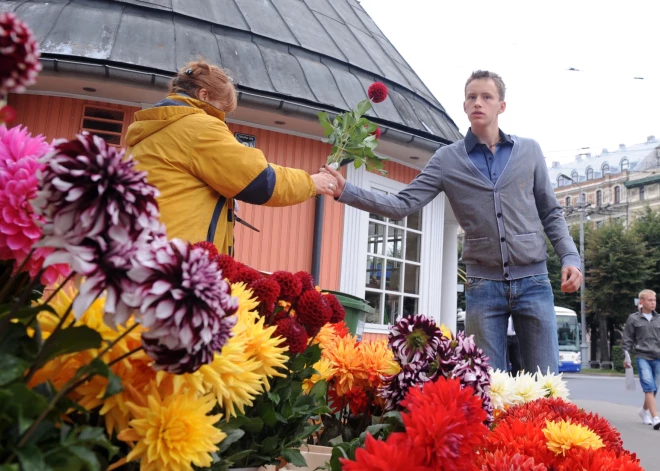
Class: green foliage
611,345,638,374
545,230,582,315
584,219,653,328
318,99,387,174
630,206,660,291
217,344,331,469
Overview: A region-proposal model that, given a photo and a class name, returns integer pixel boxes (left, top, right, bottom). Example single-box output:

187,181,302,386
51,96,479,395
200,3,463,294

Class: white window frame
339,165,445,335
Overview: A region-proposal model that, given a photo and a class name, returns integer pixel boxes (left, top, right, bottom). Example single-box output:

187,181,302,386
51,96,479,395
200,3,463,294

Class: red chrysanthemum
477,450,548,471
0,105,16,123
274,317,308,354
294,271,316,292
332,321,350,337
270,270,302,301
215,253,238,281
340,433,432,471
345,387,369,416
483,419,557,466
296,289,332,334
0,12,42,95
249,277,281,313
372,127,381,139
400,377,488,470
558,447,643,471
367,82,388,104
232,265,262,285
323,293,346,324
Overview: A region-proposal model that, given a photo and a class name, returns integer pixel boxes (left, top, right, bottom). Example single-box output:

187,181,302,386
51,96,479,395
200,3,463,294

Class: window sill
364,323,392,335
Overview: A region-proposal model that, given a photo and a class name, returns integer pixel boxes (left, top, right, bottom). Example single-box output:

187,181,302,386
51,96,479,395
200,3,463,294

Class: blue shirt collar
465,128,514,154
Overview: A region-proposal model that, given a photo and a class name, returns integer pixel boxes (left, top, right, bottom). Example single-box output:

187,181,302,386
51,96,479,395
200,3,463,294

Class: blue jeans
465,274,558,373
636,358,660,393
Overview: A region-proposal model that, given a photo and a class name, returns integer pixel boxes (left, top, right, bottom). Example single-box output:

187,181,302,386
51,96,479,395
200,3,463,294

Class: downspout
311,195,325,283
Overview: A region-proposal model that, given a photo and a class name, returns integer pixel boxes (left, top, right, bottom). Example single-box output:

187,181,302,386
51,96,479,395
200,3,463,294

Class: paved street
565,374,659,471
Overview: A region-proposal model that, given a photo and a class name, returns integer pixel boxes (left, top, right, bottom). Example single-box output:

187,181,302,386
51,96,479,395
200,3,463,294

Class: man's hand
311,172,338,196
561,266,582,293
322,164,346,198
623,361,631,369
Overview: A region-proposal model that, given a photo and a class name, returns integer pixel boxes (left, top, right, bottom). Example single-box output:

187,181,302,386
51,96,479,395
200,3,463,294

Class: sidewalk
573,399,659,471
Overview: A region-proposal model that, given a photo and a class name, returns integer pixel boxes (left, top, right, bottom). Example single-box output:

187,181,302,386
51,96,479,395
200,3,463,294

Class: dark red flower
340,433,432,471
232,265,262,285
477,450,548,471
400,377,487,470
270,270,302,301
559,447,643,471
345,387,369,416
0,12,42,95
248,277,281,313
332,321,350,337
372,127,381,139
192,241,219,260
296,289,332,334
215,253,238,281
482,419,557,466
274,317,309,354
367,82,388,103
294,271,316,292
0,105,16,123
324,293,346,324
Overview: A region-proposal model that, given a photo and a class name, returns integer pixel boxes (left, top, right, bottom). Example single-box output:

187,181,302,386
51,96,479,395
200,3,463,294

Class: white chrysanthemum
513,371,548,404
488,368,521,410
535,368,570,399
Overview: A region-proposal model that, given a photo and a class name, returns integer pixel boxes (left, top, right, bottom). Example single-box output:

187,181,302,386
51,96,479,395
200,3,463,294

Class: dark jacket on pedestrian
621,311,660,361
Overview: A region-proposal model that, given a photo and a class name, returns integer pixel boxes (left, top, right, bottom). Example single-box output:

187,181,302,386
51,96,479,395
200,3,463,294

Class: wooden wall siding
228,123,344,290
362,332,388,342
371,159,421,184
7,94,140,147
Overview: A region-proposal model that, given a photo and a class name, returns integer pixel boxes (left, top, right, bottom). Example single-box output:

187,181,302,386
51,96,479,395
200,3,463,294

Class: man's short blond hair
639,289,656,301
465,70,506,101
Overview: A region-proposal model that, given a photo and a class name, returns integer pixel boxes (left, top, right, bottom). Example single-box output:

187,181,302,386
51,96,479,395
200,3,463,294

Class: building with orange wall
2,0,463,339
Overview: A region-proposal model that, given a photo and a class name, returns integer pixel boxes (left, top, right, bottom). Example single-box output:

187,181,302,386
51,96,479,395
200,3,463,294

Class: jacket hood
125,94,226,146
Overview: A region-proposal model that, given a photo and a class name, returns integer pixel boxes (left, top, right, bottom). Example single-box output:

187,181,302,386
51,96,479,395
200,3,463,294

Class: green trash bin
325,290,374,341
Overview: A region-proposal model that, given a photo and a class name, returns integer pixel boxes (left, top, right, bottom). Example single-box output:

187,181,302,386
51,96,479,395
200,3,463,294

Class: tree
584,220,654,361
546,224,587,314
631,206,660,291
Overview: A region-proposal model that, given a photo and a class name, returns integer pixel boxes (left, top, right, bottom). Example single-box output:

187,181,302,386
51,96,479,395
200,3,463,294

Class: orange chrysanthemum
321,334,368,396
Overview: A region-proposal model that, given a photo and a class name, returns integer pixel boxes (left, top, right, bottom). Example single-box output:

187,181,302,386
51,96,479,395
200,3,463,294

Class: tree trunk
590,322,598,361
598,313,610,362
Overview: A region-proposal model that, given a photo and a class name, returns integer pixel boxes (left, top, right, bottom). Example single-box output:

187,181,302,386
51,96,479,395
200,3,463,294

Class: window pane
405,231,421,262
384,294,401,324
404,264,420,294
369,188,387,221
364,291,382,324
403,296,418,318
366,256,384,289
385,260,402,291
390,217,404,227
387,227,404,259
367,222,386,255
408,210,422,230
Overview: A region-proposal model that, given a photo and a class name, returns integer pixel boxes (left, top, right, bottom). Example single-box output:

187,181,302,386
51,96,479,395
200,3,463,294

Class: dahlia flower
131,239,238,374
513,371,548,404
380,361,431,411
321,333,369,396
296,289,332,335
0,12,42,95
535,368,570,399
270,270,302,301
488,368,522,411
274,317,308,354
543,420,604,456
294,270,316,292
389,314,443,365
340,433,432,471
477,450,548,471
367,82,388,103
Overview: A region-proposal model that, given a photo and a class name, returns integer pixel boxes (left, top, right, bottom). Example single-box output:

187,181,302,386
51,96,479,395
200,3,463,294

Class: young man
325,70,581,373
622,289,660,429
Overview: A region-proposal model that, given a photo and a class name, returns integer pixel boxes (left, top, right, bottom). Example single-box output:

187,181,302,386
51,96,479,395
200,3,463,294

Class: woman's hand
311,172,339,196
321,165,346,198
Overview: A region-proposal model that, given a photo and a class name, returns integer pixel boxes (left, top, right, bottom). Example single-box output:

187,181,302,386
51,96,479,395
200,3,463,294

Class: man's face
463,78,506,128
640,294,656,312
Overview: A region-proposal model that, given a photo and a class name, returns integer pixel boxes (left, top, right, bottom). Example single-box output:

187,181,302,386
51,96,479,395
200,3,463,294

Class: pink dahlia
0,12,42,95
367,82,388,103
0,125,69,284
130,239,238,374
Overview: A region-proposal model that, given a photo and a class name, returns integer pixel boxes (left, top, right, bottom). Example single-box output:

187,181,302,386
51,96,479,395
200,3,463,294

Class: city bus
455,306,581,372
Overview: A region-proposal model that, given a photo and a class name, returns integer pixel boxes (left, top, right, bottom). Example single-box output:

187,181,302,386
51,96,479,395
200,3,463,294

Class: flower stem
0,249,35,304
97,323,140,360
24,271,76,329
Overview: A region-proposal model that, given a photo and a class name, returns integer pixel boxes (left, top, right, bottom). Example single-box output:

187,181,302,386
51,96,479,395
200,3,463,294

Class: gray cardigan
338,135,580,280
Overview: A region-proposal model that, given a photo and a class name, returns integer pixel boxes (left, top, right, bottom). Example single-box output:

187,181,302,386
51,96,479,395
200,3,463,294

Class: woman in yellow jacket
126,60,337,255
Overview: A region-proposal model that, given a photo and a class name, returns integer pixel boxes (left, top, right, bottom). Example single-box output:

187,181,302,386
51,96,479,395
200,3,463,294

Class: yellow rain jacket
126,94,316,255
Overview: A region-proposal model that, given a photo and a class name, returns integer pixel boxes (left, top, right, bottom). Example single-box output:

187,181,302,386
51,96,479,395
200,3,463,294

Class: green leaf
0,465,20,471
0,354,30,386
217,428,245,454
0,303,57,321
317,112,335,135
266,391,280,404
0,322,39,360
241,417,264,433
68,446,100,471
261,436,279,454
280,448,307,468
308,379,326,400
39,326,102,366
356,99,372,117
13,444,47,471
76,358,123,398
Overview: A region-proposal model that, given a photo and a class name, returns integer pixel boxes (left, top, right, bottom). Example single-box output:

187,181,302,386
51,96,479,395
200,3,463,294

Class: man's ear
463,101,468,114
498,100,507,115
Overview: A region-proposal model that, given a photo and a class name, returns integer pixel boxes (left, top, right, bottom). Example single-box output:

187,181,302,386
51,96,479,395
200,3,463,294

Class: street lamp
559,174,589,369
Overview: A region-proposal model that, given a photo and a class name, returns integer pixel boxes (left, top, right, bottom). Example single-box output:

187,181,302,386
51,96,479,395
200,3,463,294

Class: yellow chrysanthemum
240,316,289,382
197,338,265,418
230,282,260,333
321,334,368,396
543,420,605,456
303,357,336,394
438,323,453,339
359,339,400,387
116,380,225,471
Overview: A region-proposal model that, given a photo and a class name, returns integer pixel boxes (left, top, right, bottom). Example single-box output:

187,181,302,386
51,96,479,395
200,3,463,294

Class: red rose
367,82,388,103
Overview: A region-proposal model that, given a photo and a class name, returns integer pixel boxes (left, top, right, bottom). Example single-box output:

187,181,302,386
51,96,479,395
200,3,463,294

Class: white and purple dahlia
389,314,444,365
130,239,238,374
380,361,431,412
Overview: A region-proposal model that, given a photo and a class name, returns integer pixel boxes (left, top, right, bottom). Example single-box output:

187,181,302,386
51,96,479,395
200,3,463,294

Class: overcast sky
360,0,660,163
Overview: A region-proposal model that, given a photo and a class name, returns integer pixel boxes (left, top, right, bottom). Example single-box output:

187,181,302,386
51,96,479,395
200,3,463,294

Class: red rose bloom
372,127,381,139
367,82,388,103
274,317,308,354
